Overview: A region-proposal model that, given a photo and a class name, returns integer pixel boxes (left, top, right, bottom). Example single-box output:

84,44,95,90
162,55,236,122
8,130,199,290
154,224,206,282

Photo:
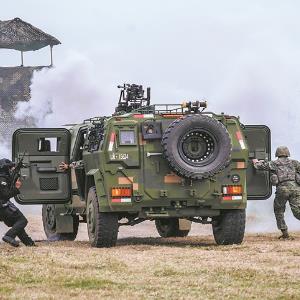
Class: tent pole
50,45,53,66
21,51,24,67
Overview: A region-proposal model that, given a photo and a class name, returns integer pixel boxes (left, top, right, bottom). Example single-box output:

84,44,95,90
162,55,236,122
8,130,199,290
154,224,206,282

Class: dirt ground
1,216,300,300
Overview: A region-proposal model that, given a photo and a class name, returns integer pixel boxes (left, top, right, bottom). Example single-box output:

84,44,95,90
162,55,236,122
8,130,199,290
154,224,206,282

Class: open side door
12,128,71,204
243,125,272,200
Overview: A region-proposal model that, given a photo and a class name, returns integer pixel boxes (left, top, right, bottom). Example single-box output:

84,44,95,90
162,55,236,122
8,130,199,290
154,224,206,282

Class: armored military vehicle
12,84,271,247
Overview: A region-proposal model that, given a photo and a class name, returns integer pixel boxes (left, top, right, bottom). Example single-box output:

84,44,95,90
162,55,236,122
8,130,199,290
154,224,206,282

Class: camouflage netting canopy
0,17,60,51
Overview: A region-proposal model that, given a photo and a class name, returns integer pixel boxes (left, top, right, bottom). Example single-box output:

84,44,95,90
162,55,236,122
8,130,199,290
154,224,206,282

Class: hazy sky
1,1,300,100
2,0,300,149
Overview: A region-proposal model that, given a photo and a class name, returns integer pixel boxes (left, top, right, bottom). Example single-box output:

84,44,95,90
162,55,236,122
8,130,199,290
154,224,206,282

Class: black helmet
0,159,15,174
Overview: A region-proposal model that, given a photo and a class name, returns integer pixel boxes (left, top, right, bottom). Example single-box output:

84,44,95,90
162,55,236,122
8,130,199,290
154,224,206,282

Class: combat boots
2,235,19,247
18,232,36,246
278,229,293,240
23,238,36,247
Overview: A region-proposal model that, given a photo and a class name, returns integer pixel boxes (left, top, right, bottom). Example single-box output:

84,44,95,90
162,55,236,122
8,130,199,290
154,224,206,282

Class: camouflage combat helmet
275,146,290,157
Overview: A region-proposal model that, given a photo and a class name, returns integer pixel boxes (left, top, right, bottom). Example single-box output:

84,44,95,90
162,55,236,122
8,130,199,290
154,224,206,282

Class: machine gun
115,84,151,113
9,152,26,193
86,121,105,152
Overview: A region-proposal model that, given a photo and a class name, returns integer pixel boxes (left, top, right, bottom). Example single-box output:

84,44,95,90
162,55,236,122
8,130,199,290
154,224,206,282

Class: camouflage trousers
274,185,300,231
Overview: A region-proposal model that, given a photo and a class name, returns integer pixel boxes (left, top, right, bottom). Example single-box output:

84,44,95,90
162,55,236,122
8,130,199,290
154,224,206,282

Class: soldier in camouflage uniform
253,146,300,239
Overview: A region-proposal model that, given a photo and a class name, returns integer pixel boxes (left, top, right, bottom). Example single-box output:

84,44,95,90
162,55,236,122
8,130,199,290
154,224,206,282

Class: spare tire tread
162,114,232,180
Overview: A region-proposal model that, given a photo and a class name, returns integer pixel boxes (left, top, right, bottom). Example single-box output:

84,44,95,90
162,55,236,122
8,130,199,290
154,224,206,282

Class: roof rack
131,104,186,115
83,116,106,124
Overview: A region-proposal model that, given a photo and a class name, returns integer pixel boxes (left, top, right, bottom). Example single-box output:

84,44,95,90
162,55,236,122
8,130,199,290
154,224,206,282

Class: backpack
274,159,296,184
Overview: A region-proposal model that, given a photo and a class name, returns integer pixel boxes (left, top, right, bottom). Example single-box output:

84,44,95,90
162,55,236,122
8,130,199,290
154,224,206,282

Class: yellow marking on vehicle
164,173,182,184
118,177,134,184
236,161,246,169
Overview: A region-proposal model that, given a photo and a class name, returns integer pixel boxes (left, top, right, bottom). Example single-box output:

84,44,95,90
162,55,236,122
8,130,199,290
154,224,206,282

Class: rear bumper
138,207,221,218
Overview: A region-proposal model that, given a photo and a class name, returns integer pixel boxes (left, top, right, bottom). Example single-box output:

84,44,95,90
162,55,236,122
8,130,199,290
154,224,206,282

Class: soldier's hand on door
59,162,69,171
15,179,22,189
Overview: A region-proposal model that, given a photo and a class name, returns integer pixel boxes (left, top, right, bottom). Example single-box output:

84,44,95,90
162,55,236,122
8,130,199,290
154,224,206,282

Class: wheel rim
46,205,56,231
87,200,96,239
178,129,217,166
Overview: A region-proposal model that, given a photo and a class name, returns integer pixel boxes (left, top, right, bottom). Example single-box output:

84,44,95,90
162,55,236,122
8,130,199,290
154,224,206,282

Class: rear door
12,128,71,204
242,125,272,200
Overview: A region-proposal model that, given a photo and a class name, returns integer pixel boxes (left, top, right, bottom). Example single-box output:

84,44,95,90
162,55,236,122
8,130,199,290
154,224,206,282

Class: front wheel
155,218,191,237
212,209,246,245
87,187,119,248
42,204,79,241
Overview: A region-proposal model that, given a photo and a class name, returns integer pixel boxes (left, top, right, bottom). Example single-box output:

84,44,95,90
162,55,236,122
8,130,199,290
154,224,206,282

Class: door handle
37,167,57,173
146,152,162,157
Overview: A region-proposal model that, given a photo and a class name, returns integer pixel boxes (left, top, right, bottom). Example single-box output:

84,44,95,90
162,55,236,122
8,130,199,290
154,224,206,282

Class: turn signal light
111,187,132,197
222,185,243,195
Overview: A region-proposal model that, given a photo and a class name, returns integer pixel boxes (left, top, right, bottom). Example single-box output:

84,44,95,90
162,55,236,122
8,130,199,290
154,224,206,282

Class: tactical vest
273,159,296,184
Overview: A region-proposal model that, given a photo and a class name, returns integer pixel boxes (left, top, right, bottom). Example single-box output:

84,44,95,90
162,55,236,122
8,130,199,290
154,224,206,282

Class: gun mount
115,84,151,113
181,101,207,113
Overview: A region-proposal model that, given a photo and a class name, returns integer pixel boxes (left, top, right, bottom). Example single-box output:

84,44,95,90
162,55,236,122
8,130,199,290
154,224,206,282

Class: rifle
9,151,26,193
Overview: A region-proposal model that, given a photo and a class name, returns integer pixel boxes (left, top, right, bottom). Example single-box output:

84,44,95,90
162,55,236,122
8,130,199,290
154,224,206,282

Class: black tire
42,204,79,241
87,187,119,248
162,114,232,180
212,209,246,245
155,218,190,237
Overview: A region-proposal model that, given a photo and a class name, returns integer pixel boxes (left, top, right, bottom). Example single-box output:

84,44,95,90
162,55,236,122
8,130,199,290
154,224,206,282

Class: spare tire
162,114,231,180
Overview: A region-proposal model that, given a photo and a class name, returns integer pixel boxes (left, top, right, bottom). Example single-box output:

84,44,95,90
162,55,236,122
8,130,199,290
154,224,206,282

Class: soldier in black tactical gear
0,158,35,247
253,146,300,239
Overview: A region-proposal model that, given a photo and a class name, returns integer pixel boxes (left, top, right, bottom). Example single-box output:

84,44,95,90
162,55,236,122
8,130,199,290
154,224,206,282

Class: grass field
1,231,300,300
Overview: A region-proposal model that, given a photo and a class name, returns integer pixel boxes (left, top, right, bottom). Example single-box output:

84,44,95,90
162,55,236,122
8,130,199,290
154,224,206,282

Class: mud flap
178,219,192,231
56,215,74,233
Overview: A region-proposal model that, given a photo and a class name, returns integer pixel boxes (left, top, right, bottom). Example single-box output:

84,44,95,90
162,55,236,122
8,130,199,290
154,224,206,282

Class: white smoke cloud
0,136,11,159
12,51,300,234
247,199,300,233
15,52,113,128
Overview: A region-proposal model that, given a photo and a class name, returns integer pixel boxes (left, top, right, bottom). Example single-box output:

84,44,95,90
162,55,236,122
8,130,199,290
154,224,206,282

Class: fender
85,169,106,202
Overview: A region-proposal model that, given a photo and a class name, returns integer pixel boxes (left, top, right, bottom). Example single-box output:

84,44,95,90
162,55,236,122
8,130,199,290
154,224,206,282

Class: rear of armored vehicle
11,103,271,247
82,104,271,247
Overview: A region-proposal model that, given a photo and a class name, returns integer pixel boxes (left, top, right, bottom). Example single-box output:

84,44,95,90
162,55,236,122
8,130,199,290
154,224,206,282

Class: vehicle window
73,129,87,160
38,137,58,152
119,130,136,145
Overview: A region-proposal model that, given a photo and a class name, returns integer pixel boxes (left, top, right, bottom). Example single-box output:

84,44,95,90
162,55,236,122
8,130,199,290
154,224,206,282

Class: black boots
22,237,36,247
19,234,35,247
18,231,36,246
2,235,19,247
2,234,35,247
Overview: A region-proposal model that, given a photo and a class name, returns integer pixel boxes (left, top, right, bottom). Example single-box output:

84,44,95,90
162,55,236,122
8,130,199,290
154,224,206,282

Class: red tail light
222,185,243,195
111,187,132,197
